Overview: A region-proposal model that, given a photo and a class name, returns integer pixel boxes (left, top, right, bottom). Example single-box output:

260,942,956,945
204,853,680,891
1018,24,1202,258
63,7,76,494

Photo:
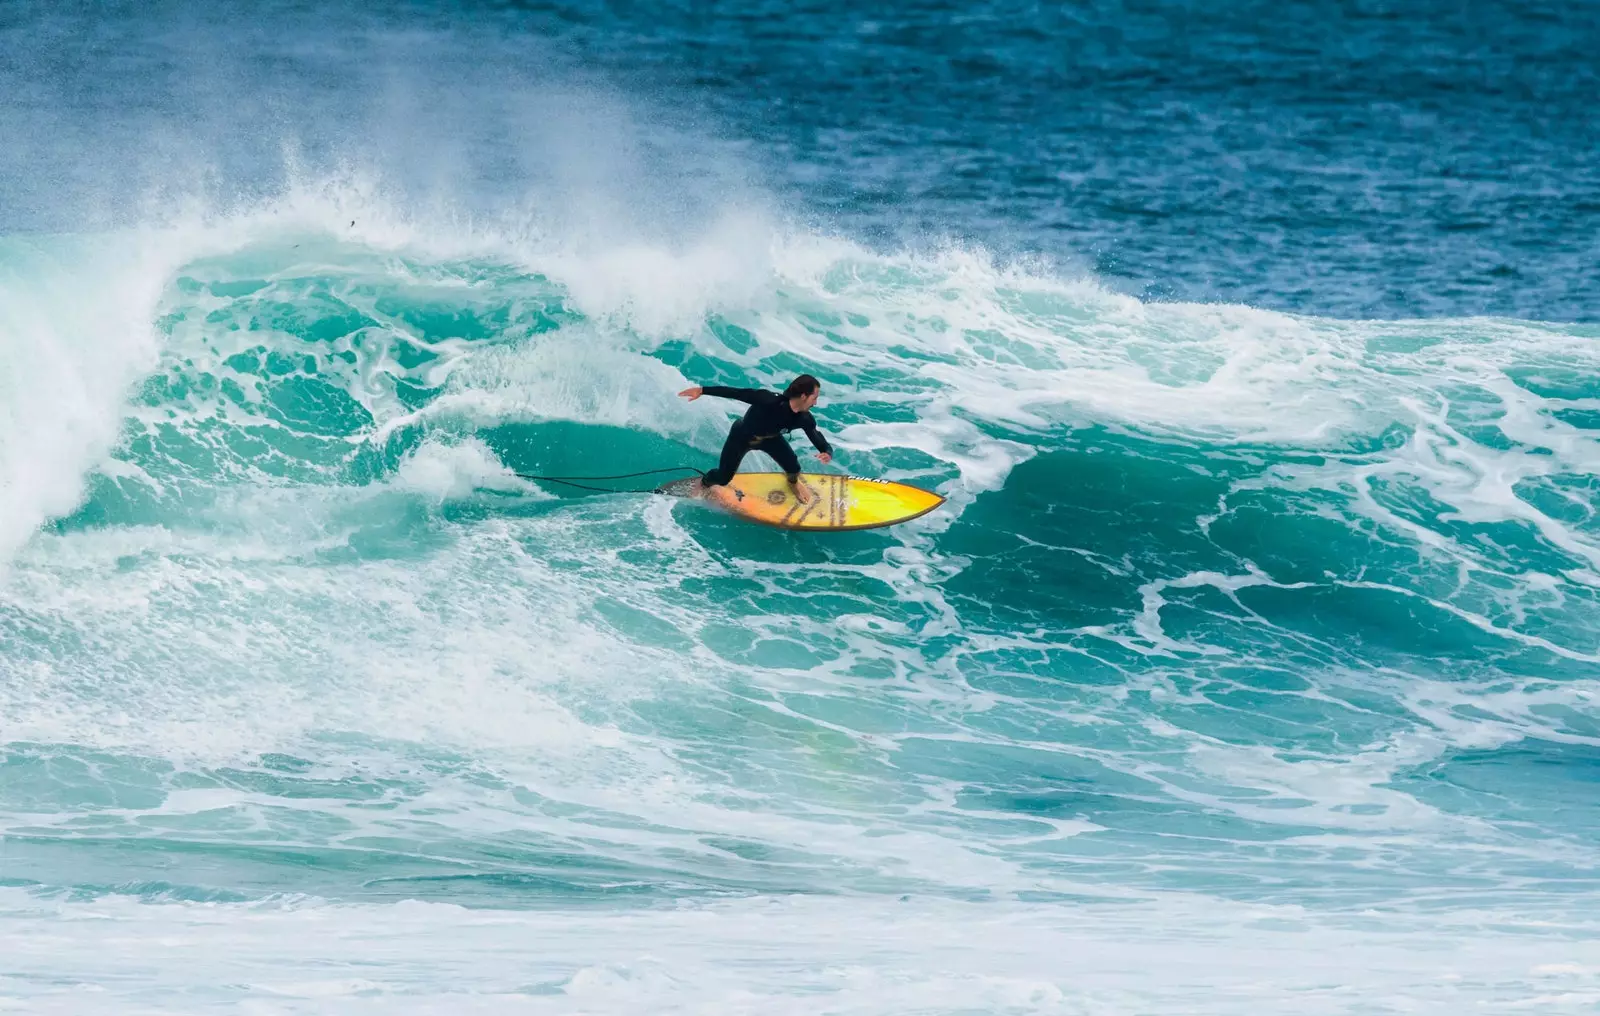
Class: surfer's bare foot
792,483,813,505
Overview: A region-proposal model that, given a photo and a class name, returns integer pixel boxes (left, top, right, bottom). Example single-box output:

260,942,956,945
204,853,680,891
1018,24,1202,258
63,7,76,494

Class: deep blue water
5,0,1598,318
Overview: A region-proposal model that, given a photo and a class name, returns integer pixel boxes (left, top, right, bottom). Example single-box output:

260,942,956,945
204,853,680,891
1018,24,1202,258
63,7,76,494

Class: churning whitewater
4,177,1600,1012
5,1,1600,1012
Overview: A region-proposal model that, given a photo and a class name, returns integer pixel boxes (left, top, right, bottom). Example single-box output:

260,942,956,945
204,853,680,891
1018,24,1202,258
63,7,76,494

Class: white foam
393,437,529,500
4,889,1599,1015
0,234,188,564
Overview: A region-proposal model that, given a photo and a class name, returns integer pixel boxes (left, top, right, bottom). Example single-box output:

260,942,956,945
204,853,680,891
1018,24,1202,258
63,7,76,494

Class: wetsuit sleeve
798,412,832,455
699,386,769,405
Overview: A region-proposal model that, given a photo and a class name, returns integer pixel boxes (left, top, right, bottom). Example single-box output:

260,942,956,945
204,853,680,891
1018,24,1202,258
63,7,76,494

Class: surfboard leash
512,466,705,494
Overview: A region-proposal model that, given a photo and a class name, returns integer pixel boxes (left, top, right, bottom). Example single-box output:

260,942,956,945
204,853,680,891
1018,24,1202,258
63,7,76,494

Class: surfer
679,375,833,504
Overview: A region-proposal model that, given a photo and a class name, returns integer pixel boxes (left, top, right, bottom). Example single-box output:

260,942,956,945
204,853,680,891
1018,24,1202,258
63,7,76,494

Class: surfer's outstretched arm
678,385,766,405
799,412,833,462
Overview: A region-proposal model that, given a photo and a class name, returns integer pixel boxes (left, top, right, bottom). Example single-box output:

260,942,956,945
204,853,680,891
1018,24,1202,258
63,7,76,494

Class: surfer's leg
761,440,812,504
702,429,749,489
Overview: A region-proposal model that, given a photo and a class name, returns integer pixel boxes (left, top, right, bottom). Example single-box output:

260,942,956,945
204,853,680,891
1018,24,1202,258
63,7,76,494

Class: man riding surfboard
679,374,833,504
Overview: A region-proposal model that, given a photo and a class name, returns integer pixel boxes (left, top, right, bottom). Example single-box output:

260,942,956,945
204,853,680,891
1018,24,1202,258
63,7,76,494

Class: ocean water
4,2,1600,1013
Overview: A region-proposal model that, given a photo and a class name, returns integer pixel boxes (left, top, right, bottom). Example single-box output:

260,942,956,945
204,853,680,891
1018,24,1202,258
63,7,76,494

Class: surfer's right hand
679,386,703,401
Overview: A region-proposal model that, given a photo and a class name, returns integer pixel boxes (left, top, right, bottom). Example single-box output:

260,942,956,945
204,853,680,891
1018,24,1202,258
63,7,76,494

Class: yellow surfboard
666,472,944,531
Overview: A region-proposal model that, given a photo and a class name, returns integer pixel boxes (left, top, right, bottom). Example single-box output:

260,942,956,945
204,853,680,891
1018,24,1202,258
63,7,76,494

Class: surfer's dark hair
784,374,821,399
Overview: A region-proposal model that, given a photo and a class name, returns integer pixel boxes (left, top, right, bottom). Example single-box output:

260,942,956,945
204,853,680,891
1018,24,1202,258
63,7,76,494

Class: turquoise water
5,205,1600,1010
5,2,1600,1012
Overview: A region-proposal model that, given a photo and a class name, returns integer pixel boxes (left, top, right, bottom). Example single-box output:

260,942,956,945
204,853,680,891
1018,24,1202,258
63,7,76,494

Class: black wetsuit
699,386,832,486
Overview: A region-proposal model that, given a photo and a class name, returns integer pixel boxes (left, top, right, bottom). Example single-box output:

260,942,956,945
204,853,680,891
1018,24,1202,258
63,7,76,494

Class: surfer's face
795,388,820,411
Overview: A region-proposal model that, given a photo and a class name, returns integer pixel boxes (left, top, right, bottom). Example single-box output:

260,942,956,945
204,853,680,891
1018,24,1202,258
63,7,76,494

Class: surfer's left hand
818,452,832,465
